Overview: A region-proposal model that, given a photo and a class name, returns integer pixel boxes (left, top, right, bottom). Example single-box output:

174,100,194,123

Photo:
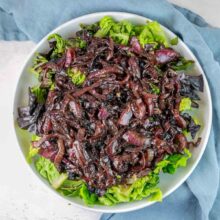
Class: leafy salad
17,16,203,206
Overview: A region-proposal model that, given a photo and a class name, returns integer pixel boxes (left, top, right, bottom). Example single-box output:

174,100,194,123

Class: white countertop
0,1,219,219
168,0,220,28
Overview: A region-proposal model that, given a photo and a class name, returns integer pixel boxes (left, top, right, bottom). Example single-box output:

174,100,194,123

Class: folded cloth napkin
0,0,219,219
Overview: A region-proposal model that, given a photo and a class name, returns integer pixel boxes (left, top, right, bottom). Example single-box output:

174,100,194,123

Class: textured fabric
0,0,219,219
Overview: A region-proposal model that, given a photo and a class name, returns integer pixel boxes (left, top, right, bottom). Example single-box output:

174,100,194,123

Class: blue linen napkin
0,0,219,219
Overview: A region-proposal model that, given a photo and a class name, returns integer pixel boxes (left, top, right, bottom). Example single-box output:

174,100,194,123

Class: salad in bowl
14,13,211,212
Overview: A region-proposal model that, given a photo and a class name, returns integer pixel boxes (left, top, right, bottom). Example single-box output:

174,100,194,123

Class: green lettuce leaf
154,148,191,175
67,37,87,49
111,20,133,34
80,22,99,35
47,34,86,58
133,25,145,35
35,149,191,206
35,156,97,204
149,83,160,94
48,33,67,57
35,156,162,206
183,129,190,139
110,32,130,45
192,116,200,125
98,172,162,206
171,58,194,71
58,179,84,197
109,20,134,45
139,21,168,48
93,17,168,47
27,146,39,163
179,97,192,112
35,156,68,189
170,36,179,45
50,83,55,91
79,184,98,205
29,52,55,88
26,135,40,163
67,68,86,85
147,188,163,202
162,148,192,174
146,21,169,47
138,25,154,47
29,53,55,88
29,53,48,77
31,86,47,103
95,16,115,38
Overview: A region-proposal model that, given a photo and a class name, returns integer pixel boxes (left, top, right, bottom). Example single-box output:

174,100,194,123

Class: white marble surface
0,1,219,220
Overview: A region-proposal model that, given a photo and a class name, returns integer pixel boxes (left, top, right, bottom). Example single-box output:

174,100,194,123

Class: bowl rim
13,11,213,213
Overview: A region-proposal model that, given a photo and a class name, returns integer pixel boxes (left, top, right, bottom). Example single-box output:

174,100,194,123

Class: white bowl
13,12,212,213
